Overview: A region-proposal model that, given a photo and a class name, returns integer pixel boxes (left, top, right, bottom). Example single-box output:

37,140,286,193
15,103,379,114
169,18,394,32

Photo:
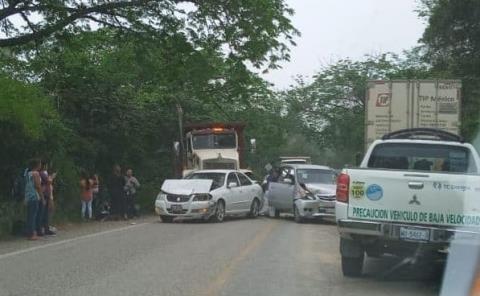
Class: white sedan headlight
191,193,212,202
157,192,167,201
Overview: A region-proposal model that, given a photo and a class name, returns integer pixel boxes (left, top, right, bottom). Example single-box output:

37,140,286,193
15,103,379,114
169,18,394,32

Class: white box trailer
365,80,461,149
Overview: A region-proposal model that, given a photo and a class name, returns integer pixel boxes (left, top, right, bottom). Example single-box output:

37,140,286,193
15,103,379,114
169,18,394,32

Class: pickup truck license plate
171,204,183,213
319,208,334,214
399,227,429,242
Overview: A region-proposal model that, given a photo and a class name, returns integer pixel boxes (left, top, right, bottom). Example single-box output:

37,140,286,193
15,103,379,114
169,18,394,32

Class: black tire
293,204,304,223
248,199,260,218
211,200,225,223
341,254,364,277
160,215,174,223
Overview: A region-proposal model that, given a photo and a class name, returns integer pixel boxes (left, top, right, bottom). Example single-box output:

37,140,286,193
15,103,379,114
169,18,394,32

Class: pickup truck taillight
336,173,350,203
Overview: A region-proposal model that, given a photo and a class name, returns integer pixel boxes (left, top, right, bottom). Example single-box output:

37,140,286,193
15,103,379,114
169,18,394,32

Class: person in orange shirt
80,172,94,220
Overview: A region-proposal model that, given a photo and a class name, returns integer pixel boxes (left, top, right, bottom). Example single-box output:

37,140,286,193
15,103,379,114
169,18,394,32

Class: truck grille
203,161,235,169
166,194,191,203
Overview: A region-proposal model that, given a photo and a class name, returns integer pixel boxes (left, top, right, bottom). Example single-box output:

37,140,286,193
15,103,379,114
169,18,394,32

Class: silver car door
266,180,281,208
237,172,256,211
278,167,296,210
267,167,289,209
225,172,242,212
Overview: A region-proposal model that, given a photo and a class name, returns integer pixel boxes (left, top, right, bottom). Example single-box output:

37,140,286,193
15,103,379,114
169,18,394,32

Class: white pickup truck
336,128,480,277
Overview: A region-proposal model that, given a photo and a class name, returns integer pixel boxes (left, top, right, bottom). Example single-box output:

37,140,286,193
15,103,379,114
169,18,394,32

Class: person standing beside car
261,169,278,214
124,169,140,218
24,159,42,240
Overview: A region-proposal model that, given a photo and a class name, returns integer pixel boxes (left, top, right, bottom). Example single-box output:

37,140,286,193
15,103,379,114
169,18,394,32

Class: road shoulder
0,215,157,256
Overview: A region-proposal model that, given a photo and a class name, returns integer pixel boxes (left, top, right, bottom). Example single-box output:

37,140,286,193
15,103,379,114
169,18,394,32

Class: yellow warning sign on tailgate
351,181,365,199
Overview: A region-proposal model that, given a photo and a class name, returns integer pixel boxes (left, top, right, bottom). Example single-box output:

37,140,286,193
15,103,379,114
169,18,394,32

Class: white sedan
155,170,263,222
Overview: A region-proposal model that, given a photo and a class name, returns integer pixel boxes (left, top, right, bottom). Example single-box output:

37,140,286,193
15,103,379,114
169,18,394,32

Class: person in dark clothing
263,169,279,192
260,169,279,214
109,165,126,220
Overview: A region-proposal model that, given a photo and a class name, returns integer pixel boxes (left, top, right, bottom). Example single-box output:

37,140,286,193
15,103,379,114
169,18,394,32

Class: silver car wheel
249,199,259,218
215,201,225,222
294,205,303,223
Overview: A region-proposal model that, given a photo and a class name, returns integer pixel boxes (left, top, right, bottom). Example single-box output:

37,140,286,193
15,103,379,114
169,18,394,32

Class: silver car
265,164,337,223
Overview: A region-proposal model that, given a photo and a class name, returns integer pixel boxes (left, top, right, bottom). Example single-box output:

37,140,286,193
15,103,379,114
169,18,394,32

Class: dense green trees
419,0,480,140
0,0,298,71
0,75,67,191
0,1,298,235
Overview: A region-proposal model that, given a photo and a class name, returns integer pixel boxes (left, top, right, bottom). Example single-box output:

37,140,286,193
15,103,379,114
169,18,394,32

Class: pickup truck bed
336,135,480,277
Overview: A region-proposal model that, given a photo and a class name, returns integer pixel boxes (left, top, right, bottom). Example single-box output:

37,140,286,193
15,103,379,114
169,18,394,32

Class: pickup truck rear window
368,143,477,173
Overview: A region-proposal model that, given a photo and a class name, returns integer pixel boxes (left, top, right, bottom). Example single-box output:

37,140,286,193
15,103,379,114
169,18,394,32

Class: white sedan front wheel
211,200,225,223
248,199,260,218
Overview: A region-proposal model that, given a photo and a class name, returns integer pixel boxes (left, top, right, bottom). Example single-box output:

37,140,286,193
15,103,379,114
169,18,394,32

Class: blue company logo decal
366,184,383,201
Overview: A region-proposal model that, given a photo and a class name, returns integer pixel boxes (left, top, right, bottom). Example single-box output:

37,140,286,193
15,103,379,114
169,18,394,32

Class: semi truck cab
186,127,239,171
175,122,252,177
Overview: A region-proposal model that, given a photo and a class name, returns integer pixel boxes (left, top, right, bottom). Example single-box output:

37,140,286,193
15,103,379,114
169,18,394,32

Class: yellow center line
202,220,278,296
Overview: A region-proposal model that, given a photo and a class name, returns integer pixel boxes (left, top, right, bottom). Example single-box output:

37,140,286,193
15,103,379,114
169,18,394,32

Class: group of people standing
24,159,140,241
107,165,141,220
79,165,140,221
24,159,56,240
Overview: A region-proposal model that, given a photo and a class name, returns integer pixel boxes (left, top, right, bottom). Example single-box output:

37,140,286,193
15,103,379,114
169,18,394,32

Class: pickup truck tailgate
348,169,480,227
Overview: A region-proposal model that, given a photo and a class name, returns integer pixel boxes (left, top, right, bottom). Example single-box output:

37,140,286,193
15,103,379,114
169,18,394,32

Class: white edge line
0,222,148,260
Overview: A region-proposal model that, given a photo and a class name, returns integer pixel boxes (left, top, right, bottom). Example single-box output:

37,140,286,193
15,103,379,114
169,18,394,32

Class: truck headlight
192,194,212,202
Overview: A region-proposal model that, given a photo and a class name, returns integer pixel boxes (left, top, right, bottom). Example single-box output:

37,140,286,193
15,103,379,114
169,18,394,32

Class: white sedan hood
305,183,336,196
161,179,213,195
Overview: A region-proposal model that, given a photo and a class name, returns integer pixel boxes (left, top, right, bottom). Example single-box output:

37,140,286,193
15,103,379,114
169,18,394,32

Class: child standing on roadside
80,172,94,220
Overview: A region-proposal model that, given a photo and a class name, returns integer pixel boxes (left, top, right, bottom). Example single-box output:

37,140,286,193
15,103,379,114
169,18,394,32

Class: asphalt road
0,216,442,296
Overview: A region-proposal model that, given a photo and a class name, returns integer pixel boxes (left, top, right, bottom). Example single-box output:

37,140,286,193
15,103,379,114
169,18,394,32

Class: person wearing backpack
24,159,43,240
